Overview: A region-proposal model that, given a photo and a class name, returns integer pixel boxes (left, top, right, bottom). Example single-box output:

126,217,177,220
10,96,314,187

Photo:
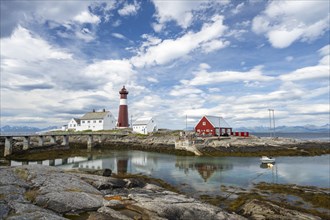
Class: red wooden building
195,115,232,136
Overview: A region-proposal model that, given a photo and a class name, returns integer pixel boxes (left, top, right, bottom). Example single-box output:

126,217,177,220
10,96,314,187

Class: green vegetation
14,167,29,181
199,194,226,207
199,147,330,157
112,173,180,194
65,188,84,193
256,182,330,209
24,189,39,202
228,193,264,212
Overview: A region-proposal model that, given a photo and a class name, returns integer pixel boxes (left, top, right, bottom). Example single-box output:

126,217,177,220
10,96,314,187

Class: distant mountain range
234,124,330,133
0,125,59,133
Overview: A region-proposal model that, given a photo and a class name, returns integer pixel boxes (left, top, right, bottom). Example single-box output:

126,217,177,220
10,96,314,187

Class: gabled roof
73,118,81,123
200,115,231,128
133,117,153,125
81,111,110,120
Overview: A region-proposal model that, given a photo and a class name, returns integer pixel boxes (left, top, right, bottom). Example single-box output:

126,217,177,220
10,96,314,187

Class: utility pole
272,110,276,137
185,115,187,131
268,109,275,138
130,115,133,128
218,116,221,138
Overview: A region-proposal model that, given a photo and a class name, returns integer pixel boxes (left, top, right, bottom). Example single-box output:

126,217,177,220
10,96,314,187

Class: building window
99,120,102,123
93,120,96,123
202,122,206,126
88,121,90,123
74,125,76,127
82,121,85,123
206,129,209,132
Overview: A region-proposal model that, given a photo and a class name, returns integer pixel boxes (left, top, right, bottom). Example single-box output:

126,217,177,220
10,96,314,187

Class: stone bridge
0,132,126,157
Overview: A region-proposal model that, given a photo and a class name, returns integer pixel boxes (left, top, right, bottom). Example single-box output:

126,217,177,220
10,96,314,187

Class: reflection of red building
195,163,217,182
195,116,232,136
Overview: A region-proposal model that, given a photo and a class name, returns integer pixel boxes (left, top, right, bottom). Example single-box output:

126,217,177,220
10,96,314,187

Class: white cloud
231,2,244,15
169,85,203,97
185,65,273,86
1,26,72,61
318,44,330,65
280,46,329,81
151,0,201,29
74,11,100,24
252,1,330,48
111,33,127,40
84,59,136,85
118,1,141,16
318,44,330,56
291,104,330,114
146,77,159,83
131,15,227,67
150,1,229,31
199,63,211,70
280,65,329,81
201,39,230,53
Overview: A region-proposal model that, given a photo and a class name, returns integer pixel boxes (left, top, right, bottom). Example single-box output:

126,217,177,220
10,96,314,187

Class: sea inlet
9,150,330,198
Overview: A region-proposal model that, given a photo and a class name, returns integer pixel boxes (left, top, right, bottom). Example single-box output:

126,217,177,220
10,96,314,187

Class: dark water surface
10,150,330,197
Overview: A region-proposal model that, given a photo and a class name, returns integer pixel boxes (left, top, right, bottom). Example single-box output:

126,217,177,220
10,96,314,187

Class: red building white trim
195,115,232,136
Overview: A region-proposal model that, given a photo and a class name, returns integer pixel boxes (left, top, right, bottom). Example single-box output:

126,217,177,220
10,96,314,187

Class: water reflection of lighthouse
53,152,157,175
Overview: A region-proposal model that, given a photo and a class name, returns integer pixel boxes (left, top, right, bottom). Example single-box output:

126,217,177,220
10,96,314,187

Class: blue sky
1,0,329,129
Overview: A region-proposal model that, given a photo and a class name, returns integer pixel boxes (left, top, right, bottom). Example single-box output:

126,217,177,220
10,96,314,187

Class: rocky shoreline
0,165,244,220
1,165,328,220
0,131,329,158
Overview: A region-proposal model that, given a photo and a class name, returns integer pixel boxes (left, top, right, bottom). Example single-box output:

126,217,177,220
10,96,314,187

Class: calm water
10,150,330,197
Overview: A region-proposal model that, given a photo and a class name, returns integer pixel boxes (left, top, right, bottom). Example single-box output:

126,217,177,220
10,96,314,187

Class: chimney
103,108,105,112
93,109,95,112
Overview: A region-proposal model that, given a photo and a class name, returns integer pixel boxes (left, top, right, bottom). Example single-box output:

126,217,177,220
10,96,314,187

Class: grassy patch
256,182,330,209
24,189,39,202
14,168,29,181
228,193,264,212
112,173,180,194
66,188,84,193
199,194,227,207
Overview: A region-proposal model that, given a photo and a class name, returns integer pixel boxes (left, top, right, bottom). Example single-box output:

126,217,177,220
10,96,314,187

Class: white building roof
204,115,231,128
133,117,153,125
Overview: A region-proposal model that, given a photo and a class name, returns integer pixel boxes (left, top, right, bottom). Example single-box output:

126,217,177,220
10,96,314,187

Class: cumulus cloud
0,1,92,37
118,1,140,16
1,26,72,61
151,0,229,31
151,0,200,30
74,11,100,24
280,45,330,81
252,1,330,48
185,65,273,86
131,15,227,67
231,2,244,15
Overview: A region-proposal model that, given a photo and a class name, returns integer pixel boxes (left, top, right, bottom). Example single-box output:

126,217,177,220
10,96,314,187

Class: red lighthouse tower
117,86,129,128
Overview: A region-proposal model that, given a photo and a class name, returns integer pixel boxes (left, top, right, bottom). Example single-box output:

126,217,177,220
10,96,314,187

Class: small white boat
260,156,275,163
